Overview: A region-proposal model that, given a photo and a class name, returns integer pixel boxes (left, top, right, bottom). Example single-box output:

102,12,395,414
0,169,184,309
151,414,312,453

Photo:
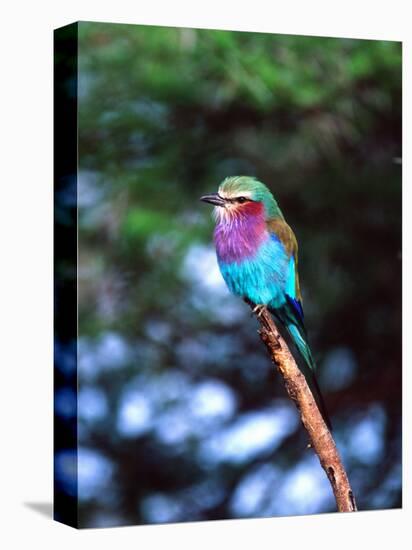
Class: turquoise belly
217,238,289,308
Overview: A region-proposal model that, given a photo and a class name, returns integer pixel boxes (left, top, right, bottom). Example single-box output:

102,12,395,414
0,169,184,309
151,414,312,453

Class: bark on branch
252,305,357,513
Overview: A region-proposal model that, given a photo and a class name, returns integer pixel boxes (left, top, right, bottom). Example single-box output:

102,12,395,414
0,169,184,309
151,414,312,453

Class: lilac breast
214,213,269,264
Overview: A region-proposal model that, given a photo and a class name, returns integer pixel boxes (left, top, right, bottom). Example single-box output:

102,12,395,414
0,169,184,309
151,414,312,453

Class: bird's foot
252,304,266,318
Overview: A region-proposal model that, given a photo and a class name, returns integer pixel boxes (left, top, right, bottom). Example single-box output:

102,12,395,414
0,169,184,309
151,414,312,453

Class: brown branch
252,305,357,513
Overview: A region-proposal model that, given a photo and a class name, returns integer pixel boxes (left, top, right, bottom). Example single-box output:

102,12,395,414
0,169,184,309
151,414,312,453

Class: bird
200,175,332,430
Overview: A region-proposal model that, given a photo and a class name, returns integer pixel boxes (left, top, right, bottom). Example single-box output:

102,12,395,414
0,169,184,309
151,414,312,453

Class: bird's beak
200,193,226,207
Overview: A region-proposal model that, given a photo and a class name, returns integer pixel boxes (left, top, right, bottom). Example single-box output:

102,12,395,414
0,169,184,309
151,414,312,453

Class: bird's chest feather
214,214,289,306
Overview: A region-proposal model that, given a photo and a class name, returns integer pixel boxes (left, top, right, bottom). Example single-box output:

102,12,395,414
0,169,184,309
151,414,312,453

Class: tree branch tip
246,300,356,513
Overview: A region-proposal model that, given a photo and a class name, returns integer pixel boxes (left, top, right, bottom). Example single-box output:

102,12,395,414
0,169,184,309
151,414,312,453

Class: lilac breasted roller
201,175,332,429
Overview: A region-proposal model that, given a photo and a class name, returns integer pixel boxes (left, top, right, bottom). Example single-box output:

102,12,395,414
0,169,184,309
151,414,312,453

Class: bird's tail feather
287,323,332,431
271,306,332,431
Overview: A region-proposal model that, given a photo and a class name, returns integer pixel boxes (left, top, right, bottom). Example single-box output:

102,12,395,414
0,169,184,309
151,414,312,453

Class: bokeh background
60,22,402,527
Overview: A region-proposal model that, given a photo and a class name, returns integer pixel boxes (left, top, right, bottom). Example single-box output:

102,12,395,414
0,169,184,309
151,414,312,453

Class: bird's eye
237,197,248,204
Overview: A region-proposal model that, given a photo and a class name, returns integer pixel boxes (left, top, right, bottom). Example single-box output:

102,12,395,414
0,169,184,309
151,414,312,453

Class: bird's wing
267,218,304,321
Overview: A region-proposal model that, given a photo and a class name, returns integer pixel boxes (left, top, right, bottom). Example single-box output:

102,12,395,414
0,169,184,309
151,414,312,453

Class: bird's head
200,176,283,222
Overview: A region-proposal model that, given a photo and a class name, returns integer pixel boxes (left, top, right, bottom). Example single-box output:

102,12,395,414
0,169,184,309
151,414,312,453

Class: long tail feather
271,306,333,431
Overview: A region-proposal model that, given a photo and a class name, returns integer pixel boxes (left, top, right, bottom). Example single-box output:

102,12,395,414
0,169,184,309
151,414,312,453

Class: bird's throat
213,202,268,263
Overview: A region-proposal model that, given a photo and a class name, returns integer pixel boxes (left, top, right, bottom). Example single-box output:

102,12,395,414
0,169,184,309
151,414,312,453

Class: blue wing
285,255,304,322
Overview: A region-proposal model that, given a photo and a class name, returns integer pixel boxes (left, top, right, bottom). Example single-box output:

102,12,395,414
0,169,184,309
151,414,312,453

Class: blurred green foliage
75,22,401,527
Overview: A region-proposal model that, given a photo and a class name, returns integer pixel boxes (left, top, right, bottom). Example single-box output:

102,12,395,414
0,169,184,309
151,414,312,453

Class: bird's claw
252,304,266,318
